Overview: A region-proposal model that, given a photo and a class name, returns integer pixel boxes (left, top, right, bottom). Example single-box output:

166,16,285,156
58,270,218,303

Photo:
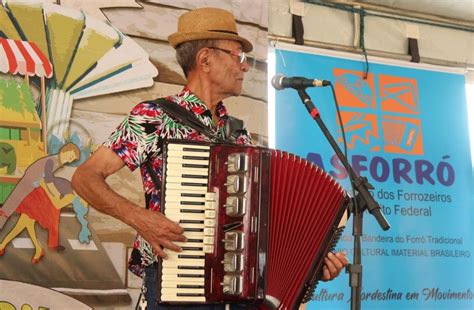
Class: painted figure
0,143,90,263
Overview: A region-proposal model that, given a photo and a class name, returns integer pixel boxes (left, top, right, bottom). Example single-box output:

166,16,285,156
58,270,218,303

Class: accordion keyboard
161,143,216,302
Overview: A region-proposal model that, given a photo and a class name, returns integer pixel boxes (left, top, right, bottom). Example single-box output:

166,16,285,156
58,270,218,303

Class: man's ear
196,48,211,72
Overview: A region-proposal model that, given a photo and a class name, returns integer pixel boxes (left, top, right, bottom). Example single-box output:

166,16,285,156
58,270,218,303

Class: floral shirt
103,87,251,277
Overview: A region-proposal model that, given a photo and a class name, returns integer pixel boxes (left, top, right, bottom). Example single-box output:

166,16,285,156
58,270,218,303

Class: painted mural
0,0,268,308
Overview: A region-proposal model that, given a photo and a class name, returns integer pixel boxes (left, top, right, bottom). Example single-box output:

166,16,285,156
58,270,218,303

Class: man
72,7,348,309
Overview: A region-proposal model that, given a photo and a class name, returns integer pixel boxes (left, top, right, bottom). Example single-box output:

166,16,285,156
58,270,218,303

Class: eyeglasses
209,47,247,64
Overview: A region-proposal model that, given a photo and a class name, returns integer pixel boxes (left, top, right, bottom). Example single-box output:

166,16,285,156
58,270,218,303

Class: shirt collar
174,86,229,120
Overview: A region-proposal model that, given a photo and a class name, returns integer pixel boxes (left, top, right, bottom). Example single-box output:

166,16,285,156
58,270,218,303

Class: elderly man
72,7,348,310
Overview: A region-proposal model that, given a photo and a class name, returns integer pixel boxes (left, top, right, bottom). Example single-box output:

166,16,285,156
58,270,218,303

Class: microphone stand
295,88,390,310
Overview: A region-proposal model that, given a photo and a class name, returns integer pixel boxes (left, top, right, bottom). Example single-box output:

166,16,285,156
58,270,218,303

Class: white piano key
203,245,214,253
165,195,207,203
204,219,215,227
161,279,207,286
204,227,215,235
165,163,208,174
167,157,209,165
166,211,206,221
162,268,205,275
166,176,208,184
161,288,205,296
166,169,209,177
165,203,205,211
166,183,208,192
163,248,204,255
205,210,216,218
161,295,206,302
205,201,217,210
162,259,205,268
205,192,217,201
203,236,214,244
167,150,210,157
182,231,206,238
168,143,210,151
174,241,205,247
160,280,205,289
162,274,205,283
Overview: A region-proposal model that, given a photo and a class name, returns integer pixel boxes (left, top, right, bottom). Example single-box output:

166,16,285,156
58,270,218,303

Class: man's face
208,40,249,98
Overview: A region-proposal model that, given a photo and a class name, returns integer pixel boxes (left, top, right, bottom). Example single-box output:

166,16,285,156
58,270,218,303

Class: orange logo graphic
334,69,423,155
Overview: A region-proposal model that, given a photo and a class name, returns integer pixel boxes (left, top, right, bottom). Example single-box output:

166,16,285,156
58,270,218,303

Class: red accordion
157,140,349,308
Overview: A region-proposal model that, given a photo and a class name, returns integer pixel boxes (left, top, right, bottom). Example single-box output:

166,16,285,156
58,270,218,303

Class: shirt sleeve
103,102,163,171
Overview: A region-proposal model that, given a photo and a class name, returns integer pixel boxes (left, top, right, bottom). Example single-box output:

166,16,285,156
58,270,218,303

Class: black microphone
271,74,331,90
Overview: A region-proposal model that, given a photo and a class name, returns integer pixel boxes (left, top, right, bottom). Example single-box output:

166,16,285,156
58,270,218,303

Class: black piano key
182,155,209,160
177,266,205,270
182,147,209,153
181,247,203,251
180,201,205,206
183,228,204,232
177,293,205,297
181,182,207,187
180,220,204,224
177,274,205,278
177,284,205,289
180,209,205,214
182,163,209,169
178,254,205,259
186,239,204,243
181,193,205,198
182,174,208,179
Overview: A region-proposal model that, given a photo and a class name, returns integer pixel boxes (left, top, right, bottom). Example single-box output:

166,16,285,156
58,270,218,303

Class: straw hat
168,7,253,53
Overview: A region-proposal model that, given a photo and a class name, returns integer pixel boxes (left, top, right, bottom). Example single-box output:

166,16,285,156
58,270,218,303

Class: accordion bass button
222,252,244,272
226,153,249,173
225,175,248,194
222,231,244,251
224,196,246,217
221,275,243,295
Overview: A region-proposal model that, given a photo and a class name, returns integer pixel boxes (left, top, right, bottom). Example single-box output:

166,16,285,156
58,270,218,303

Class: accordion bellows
263,150,348,308
158,140,349,309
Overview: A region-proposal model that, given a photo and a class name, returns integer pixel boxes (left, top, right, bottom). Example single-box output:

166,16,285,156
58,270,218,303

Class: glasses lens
239,52,246,64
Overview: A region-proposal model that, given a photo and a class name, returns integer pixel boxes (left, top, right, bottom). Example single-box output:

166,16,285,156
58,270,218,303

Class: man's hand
321,251,348,281
135,208,186,259
72,147,186,259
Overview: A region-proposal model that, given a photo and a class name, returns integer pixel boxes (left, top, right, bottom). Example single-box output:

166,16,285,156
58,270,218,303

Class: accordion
157,140,349,308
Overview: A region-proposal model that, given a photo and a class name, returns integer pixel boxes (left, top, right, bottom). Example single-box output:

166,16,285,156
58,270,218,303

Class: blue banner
272,46,473,309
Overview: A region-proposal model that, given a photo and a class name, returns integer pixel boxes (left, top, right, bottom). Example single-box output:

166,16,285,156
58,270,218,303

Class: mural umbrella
0,0,158,148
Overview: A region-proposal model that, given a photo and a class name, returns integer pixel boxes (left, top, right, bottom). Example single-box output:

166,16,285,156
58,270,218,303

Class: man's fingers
324,256,337,277
168,222,185,234
167,232,187,242
157,214,184,234
321,265,331,281
328,252,344,270
161,240,183,253
153,247,167,260
335,251,349,265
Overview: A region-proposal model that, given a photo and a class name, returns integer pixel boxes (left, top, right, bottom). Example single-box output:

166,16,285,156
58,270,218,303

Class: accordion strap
143,97,225,208
150,97,224,142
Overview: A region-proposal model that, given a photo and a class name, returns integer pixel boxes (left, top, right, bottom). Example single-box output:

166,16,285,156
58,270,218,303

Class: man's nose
241,60,250,72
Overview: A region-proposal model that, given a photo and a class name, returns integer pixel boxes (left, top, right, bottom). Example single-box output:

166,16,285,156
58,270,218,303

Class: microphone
271,74,331,90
